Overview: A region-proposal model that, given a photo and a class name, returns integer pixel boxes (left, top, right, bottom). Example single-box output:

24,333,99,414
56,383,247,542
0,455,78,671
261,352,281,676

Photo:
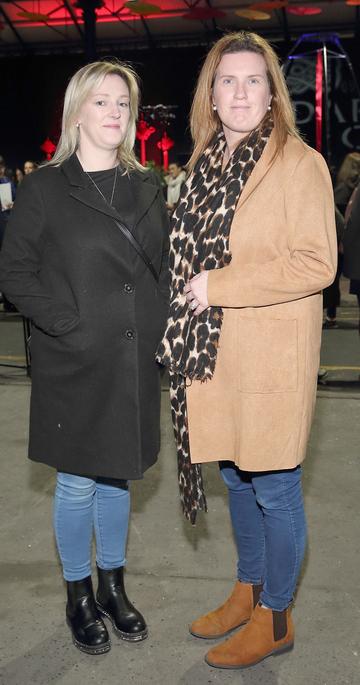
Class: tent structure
0,0,359,58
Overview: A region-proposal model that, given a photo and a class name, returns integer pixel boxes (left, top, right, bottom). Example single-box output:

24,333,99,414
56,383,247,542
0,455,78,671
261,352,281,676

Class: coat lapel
129,172,160,229
235,130,278,213
61,153,159,230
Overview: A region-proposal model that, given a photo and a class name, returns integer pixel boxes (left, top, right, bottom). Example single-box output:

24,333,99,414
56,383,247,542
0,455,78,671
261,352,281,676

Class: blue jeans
219,462,307,611
54,472,130,582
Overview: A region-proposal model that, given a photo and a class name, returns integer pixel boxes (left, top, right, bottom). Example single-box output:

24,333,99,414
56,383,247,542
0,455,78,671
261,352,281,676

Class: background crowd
2,148,360,327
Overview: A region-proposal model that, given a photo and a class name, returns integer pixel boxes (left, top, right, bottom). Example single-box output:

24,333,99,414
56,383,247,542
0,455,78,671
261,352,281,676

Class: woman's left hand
184,272,209,315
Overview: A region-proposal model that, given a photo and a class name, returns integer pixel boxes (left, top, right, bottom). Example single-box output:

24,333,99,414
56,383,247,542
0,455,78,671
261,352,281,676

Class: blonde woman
0,61,169,654
157,32,337,669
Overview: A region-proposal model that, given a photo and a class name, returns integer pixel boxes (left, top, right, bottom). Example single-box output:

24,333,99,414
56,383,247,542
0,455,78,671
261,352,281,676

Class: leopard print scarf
157,116,273,524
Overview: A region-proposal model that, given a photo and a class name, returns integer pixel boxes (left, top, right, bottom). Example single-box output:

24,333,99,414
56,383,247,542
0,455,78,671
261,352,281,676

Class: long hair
48,59,143,171
189,32,301,171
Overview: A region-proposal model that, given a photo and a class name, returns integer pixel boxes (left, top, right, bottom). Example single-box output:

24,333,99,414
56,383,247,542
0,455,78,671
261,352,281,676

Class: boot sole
205,641,294,669
190,619,249,640
66,619,111,655
96,603,148,642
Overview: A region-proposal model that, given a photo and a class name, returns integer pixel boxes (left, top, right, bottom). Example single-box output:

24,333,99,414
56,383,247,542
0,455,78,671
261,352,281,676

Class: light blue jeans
220,463,307,611
54,472,130,582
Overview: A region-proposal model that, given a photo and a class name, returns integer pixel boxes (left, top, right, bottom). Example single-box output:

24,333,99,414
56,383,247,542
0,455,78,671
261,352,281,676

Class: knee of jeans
56,473,96,501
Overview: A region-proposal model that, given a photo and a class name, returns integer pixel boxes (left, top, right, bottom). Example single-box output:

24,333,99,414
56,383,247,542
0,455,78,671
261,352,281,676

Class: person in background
334,152,360,216
0,60,169,655
0,156,17,310
157,31,336,670
0,155,16,248
165,160,186,211
13,161,37,188
0,155,15,208
24,160,38,175
15,168,24,185
323,152,360,328
343,181,360,334
322,206,345,328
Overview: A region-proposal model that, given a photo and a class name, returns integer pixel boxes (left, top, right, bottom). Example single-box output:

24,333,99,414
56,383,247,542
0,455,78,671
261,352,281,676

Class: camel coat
186,133,337,471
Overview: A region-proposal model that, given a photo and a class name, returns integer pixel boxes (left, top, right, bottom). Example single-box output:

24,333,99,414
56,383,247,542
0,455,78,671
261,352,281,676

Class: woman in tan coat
157,31,337,670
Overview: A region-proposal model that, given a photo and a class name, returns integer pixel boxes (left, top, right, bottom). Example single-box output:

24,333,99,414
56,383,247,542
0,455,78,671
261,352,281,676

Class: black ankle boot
66,576,111,655
96,566,148,642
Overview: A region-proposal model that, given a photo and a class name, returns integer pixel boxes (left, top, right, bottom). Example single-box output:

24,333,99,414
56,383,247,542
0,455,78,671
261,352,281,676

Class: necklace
85,164,118,207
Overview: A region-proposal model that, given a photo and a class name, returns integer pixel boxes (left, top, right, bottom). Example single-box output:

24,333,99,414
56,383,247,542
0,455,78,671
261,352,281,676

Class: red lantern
40,137,56,160
136,116,156,165
287,6,322,15
156,131,174,170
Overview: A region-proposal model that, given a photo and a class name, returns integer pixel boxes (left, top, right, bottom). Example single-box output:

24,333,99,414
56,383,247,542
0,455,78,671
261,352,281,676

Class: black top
87,167,135,228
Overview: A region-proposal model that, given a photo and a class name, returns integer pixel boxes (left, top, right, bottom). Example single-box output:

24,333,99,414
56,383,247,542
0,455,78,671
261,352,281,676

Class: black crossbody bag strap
113,219,159,283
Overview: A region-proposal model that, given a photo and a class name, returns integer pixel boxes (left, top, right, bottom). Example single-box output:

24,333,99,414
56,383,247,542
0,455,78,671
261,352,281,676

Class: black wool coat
0,155,170,480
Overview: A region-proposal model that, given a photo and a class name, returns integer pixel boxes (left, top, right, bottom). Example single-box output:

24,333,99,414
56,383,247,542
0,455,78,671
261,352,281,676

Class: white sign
0,182,12,210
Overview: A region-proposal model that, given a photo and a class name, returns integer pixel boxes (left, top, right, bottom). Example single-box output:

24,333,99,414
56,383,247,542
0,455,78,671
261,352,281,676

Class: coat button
124,283,134,293
125,329,135,340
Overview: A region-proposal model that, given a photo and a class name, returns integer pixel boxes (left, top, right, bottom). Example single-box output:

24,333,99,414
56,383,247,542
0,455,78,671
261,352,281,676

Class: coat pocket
237,318,298,393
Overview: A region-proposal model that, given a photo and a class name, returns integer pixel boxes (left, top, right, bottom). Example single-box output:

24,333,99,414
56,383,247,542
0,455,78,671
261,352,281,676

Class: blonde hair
189,32,301,171
336,152,360,186
48,59,143,171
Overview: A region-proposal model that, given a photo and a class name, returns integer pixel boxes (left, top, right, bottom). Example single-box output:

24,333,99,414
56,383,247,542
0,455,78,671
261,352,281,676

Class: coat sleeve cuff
207,266,238,308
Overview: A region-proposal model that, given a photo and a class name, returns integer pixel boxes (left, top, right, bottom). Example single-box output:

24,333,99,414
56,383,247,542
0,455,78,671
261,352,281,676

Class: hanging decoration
136,116,156,165
157,131,174,170
287,6,322,15
236,8,271,20
124,1,161,15
139,104,177,166
40,137,56,160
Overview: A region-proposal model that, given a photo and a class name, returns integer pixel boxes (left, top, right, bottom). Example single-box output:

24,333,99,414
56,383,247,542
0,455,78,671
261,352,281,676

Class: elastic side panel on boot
252,584,263,609
272,610,287,641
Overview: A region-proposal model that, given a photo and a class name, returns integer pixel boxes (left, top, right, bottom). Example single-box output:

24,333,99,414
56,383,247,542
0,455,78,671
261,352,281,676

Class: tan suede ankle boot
189,581,262,639
205,602,294,669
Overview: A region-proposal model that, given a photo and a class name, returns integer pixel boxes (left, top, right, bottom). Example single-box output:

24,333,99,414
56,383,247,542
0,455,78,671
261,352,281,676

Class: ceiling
0,0,359,56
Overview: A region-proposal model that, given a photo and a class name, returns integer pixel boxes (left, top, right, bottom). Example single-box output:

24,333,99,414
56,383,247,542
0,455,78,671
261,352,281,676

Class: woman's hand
184,272,209,315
